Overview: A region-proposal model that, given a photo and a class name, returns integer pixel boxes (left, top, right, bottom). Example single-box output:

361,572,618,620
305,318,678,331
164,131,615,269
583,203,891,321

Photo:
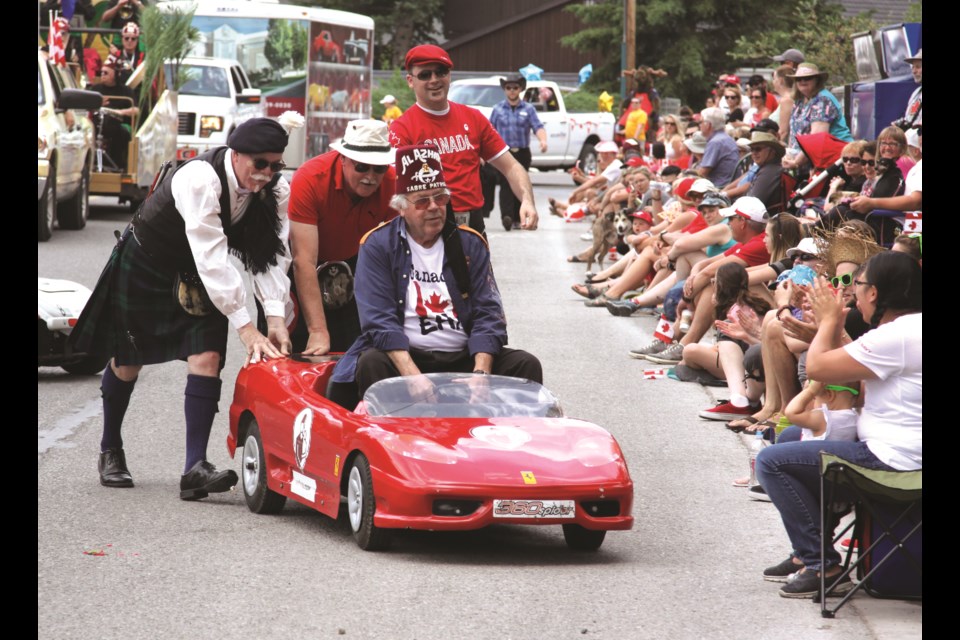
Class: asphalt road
38,173,921,639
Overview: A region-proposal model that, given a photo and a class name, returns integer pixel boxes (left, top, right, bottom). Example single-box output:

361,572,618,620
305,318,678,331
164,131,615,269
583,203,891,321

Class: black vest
134,147,232,272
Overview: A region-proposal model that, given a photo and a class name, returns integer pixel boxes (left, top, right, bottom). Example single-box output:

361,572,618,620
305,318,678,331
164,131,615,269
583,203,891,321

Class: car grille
178,112,196,136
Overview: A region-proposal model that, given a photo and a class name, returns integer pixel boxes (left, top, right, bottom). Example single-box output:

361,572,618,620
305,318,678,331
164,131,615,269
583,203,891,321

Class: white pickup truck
448,77,615,173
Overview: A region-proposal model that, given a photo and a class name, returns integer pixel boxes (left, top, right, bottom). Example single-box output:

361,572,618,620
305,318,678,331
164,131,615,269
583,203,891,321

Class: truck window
524,87,559,113
230,66,244,94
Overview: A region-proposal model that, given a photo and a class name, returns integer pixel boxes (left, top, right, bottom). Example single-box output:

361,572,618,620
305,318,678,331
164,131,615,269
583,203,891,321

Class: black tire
242,419,287,514
61,356,108,376
346,454,390,550
38,162,56,242
57,163,90,230
562,524,606,551
576,143,598,181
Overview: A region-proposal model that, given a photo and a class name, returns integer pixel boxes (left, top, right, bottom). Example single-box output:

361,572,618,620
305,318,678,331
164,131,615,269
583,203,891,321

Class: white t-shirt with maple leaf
403,238,468,351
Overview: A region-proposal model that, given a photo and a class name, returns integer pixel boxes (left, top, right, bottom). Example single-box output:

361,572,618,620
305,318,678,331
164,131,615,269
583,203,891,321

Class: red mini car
228,356,634,550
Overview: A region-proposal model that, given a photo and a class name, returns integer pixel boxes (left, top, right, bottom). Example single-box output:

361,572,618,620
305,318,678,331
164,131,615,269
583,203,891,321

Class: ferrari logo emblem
521,471,537,484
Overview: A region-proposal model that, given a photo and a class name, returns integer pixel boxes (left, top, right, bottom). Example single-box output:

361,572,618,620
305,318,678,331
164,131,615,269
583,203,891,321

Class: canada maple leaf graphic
424,291,448,313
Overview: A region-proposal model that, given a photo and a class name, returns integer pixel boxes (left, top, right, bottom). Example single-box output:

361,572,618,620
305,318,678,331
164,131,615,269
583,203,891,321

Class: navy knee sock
100,364,137,452
184,374,222,473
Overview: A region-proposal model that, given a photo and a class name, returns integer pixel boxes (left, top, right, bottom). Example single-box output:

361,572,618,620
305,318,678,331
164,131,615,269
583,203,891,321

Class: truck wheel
577,144,598,181
57,164,90,230
38,162,57,242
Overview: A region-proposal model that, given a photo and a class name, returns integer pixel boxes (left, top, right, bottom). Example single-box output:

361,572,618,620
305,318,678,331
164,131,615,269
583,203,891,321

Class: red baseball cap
631,210,653,224
405,45,454,71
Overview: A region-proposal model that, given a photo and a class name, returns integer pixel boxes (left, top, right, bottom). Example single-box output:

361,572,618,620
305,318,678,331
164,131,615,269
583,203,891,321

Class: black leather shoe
99,448,134,488
502,215,513,231
180,460,238,501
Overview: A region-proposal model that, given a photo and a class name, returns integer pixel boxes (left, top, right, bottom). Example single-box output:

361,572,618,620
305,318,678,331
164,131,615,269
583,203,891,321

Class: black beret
228,118,288,154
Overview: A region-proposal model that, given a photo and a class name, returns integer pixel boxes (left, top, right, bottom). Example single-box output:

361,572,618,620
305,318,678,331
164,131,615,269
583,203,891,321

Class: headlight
199,116,223,138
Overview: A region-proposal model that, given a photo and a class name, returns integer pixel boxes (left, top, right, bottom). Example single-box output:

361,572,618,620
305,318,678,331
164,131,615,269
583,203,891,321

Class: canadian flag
903,211,922,233
48,15,69,67
653,315,674,342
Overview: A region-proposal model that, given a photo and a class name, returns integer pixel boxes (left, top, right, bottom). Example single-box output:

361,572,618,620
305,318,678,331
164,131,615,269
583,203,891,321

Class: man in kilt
71,113,303,500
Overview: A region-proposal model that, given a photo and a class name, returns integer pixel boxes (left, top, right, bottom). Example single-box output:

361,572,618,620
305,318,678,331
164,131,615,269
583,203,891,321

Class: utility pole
621,0,636,101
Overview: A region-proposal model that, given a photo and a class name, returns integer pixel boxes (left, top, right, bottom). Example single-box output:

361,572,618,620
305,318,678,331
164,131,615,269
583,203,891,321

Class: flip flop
745,418,778,435
726,416,759,433
732,477,751,488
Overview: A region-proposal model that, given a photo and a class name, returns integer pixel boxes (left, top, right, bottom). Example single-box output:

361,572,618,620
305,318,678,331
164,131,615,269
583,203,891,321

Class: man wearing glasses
389,45,539,234
488,75,547,231
115,22,144,86
71,115,302,499
287,120,397,358
330,145,542,402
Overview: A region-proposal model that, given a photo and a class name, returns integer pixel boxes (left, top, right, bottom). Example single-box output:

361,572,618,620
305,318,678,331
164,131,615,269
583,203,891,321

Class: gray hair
700,107,726,131
390,189,451,211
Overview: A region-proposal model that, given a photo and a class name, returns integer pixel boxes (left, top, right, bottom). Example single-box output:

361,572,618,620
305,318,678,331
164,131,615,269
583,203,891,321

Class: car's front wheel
347,454,390,550
38,162,56,242
57,163,90,230
562,524,606,551
242,419,286,514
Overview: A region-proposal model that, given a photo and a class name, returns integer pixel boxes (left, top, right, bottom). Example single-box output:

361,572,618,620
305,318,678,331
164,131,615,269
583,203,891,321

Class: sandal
571,283,606,299
732,476,751,488
584,294,611,307
746,417,778,435
725,416,759,433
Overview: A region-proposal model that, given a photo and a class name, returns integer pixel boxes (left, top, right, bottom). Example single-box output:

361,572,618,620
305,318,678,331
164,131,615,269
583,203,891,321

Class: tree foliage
730,0,876,86
294,0,443,69
139,5,199,113
370,69,416,119
560,0,882,107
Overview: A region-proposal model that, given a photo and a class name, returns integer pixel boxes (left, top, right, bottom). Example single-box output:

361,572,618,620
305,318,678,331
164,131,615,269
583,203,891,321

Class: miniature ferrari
228,356,634,550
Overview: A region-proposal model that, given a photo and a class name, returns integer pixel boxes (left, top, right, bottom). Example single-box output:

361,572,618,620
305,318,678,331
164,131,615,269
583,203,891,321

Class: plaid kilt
70,228,228,367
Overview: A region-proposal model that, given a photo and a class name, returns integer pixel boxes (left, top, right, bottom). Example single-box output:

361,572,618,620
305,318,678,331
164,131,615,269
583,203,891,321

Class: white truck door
525,86,568,164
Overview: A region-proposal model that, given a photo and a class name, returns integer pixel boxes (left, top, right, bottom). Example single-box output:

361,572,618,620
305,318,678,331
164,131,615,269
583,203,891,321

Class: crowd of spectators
560,47,921,601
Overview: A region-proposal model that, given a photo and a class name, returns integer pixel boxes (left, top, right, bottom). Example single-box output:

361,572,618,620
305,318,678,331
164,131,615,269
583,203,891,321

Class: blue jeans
755,440,895,570
663,280,685,321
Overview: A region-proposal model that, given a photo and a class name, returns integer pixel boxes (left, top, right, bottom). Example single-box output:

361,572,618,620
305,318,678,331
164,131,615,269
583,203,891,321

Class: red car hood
360,416,629,488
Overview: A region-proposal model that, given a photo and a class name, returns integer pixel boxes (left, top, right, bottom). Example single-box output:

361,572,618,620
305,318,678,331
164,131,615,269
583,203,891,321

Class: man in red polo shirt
288,119,397,354
388,44,539,234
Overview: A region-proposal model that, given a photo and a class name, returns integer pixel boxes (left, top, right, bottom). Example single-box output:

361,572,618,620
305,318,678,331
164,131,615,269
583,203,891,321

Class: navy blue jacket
331,217,507,383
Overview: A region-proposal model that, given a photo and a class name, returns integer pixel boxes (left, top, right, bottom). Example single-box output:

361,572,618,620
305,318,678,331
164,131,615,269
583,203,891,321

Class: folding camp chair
817,452,922,618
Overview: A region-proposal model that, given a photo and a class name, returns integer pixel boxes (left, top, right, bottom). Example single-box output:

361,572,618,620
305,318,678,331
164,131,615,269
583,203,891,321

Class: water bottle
678,309,693,333
748,430,765,487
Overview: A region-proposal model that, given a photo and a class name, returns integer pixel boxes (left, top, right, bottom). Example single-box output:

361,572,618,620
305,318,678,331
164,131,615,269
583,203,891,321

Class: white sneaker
579,232,593,241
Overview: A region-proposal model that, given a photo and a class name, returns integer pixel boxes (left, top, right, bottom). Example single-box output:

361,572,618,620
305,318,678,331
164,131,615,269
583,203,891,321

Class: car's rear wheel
38,162,56,242
562,524,606,551
61,355,108,376
242,418,286,514
57,163,90,230
347,454,390,550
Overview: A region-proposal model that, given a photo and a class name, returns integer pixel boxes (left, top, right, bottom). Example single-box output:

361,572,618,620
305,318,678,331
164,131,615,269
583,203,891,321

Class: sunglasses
830,273,855,288
504,85,522,91
724,95,739,100
413,67,449,81
251,157,286,172
861,159,876,167
842,157,862,164
122,36,138,42
750,95,763,100
350,160,389,174
409,192,451,210
797,253,818,262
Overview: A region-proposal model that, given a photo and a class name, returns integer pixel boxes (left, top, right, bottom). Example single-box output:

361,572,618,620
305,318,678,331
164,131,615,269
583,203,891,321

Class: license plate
493,499,575,519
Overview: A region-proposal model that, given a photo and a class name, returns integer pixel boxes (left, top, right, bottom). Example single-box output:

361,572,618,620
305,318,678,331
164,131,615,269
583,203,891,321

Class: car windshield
363,373,563,418
175,64,231,98
448,84,505,108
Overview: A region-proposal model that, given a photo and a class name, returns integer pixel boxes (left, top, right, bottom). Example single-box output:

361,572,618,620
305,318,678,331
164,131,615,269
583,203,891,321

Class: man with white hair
698,107,740,187
330,144,542,402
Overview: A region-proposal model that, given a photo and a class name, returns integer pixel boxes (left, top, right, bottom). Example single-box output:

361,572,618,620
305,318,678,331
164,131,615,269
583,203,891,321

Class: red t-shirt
680,211,707,234
389,102,508,212
723,231,771,267
288,150,397,262
765,93,779,114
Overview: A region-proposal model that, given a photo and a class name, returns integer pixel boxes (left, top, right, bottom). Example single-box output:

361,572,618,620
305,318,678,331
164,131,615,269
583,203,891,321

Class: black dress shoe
180,460,238,501
99,448,134,488
502,215,513,231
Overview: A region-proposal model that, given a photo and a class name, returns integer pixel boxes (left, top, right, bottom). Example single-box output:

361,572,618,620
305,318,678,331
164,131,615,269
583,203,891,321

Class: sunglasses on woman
251,158,286,172
861,159,876,167
413,67,449,81
750,94,763,100
409,192,451,210
841,157,862,165
830,273,855,288
724,94,739,100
